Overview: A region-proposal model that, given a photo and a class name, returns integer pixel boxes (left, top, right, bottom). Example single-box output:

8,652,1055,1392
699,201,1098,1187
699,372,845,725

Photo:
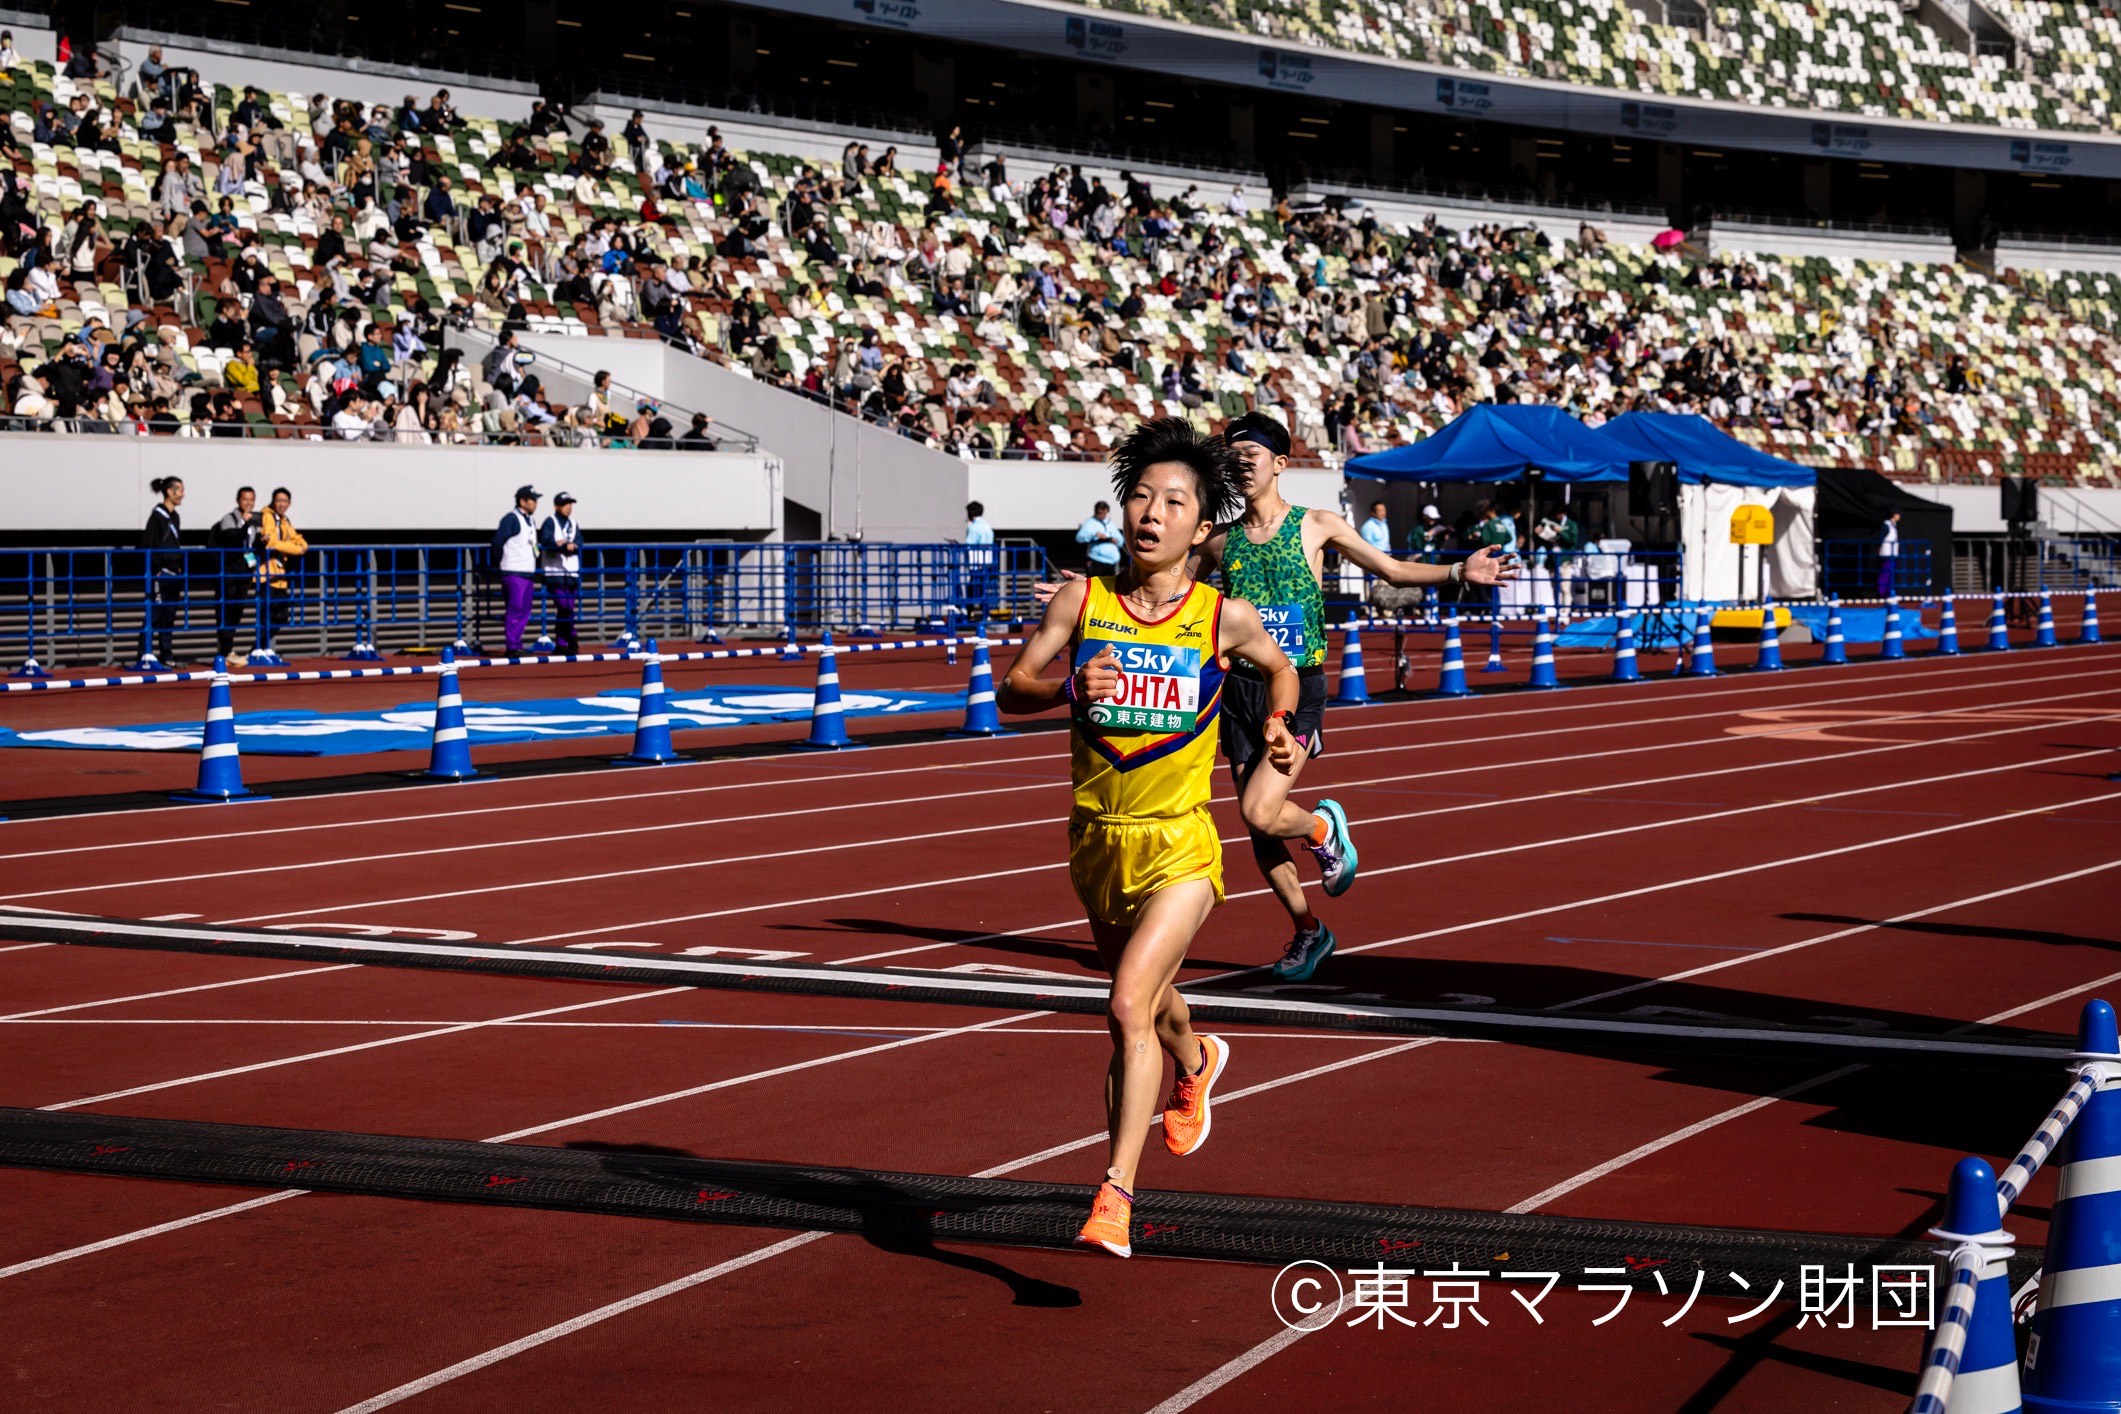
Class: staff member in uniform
1878,510,1901,598
493,484,542,653
256,486,307,660
1075,499,1122,573
209,485,263,662
141,475,184,665
538,491,582,654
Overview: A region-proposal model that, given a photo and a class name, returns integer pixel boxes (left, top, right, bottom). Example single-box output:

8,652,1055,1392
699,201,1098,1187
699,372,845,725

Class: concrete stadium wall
6,432,780,536
104,30,537,121
1905,482,2121,536
1998,242,2121,277
1708,221,1958,265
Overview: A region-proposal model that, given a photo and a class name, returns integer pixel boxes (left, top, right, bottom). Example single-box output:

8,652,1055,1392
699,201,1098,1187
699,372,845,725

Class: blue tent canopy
1593,412,1815,488
1343,406,1816,489
1344,405,1628,484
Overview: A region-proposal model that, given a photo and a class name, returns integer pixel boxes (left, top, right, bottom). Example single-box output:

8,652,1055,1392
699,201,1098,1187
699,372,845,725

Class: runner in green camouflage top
1193,412,1517,982
1221,504,1326,670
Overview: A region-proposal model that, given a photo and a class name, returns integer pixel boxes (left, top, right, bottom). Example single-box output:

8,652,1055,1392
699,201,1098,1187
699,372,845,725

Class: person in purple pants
492,485,543,653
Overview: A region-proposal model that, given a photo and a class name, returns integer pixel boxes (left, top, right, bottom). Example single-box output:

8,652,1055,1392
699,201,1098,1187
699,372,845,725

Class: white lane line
21,670,2114,906
1145,959,2121,1412
516,730,2121,948
1,645,2094,862
34,987,695,1112
1551,857,2121,1012
1507,961,2121,1217
332,1037,1448,1413
0,943,53,954
0,1193,307,1281
1,966,361,1021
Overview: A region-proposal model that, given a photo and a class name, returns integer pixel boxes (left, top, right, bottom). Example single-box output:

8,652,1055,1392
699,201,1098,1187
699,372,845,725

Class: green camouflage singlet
1221,507,1325,669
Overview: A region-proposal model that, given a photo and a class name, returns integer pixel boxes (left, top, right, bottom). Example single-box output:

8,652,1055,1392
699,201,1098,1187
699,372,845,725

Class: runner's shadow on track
565,1142,1081,1309
1782,913,2117,951
768,917,1255,974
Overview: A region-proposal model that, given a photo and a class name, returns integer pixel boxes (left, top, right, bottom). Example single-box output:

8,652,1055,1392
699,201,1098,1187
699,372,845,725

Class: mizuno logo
1174,618,1205,642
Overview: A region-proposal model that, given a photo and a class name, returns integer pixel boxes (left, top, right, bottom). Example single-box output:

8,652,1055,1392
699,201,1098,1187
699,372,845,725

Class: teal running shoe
1313,798,1358,897
1273,924,1337,981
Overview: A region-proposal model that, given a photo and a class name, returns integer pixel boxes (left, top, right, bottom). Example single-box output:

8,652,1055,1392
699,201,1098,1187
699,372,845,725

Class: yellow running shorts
1067,806,1225,930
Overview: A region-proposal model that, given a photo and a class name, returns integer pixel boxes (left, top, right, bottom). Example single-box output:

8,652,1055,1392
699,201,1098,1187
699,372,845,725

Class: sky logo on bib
1078,639,1201,734
1257,604,1306,658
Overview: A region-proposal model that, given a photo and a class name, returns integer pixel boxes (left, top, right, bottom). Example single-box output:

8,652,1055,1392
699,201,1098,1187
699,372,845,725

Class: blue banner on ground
0,684,963,756
1555,605,1925,648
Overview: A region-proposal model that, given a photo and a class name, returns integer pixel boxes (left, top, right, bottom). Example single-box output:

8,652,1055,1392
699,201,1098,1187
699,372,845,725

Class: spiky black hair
1108,417,1245,526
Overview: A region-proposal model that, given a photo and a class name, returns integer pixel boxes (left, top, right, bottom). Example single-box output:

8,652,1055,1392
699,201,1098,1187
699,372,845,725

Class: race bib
1077,638,1201,734
1257,604,1307,659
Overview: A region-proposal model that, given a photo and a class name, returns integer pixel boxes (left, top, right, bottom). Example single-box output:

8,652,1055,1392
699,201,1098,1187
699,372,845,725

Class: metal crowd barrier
0,541,1052,670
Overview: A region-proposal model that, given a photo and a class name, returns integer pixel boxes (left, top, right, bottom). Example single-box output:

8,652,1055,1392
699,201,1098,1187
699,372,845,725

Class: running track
3,633,2119,1411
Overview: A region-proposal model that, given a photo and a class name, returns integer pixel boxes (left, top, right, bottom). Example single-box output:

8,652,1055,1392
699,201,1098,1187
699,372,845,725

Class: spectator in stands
629,400,674,448
680,412,719,448
159,154,202,220
250,279,293,369
225,341,261,397
8,368,51,426
0,32,18,72
425,175,458,226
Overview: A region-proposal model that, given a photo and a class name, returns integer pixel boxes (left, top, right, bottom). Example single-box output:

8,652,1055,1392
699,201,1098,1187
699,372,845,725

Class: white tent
1679,482,1818,602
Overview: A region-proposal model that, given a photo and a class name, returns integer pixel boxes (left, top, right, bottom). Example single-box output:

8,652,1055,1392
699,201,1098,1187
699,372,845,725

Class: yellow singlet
1065,577,1227,927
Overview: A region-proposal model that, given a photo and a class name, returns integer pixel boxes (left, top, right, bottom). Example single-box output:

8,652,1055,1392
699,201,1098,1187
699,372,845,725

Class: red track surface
3,629,2119,1411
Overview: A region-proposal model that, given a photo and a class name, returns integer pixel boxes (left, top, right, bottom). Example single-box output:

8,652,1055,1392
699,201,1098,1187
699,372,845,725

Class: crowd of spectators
0,47,2113,483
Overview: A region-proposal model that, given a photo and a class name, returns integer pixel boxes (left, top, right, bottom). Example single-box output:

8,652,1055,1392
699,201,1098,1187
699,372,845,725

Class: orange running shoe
1076,1181,1133,1258
1163,1034,1230,1157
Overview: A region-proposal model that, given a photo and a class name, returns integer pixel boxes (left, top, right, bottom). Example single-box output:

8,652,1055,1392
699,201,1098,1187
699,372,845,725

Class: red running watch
1268,709,1296,728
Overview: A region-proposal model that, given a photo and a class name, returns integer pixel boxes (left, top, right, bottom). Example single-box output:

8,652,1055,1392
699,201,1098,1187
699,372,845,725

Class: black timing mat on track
0,909,2074,1071
0,1107,2038,1299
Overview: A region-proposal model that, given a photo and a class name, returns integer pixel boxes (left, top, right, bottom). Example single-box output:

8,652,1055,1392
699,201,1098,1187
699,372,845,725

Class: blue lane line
1546,936,1770,953
658,1021,912,1040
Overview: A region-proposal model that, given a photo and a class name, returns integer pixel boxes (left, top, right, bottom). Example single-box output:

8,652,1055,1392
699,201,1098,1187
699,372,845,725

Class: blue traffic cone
1523,606,1563,690
1610,612,1641,683
1432,610,1470,697
419,647,486,782
1480,615,1506,673
1936,595,1961,656
791,632,865,750
1912,1155,2021,1414
1330,614,1371,706
2083,593,2103,645
611,640,682,765
2022,1000,2121,1412
949,638,1017,737
1754,605,1785,672
2037,589,2059,647
1687,610,1719,678
1822,597,1848,666
1880,598,1906,660
170,657,266,803
1987,592,2012,652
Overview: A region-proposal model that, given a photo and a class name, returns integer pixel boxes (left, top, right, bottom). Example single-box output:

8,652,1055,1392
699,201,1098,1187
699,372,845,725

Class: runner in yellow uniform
1000,417,1301,1259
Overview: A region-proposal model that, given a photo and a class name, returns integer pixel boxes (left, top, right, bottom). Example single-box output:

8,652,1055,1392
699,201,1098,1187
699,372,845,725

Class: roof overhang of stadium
738,0,2121,178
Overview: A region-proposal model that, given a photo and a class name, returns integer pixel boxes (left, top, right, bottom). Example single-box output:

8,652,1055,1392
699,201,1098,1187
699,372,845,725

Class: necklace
1120,572,1192,612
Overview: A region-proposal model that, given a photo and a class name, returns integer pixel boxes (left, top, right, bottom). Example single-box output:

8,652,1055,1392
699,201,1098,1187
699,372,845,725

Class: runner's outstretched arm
1318,511,1519,587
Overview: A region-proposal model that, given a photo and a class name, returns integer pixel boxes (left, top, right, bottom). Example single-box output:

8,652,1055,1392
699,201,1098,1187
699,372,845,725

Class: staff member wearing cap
492,485,543,653
538,491,583,654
